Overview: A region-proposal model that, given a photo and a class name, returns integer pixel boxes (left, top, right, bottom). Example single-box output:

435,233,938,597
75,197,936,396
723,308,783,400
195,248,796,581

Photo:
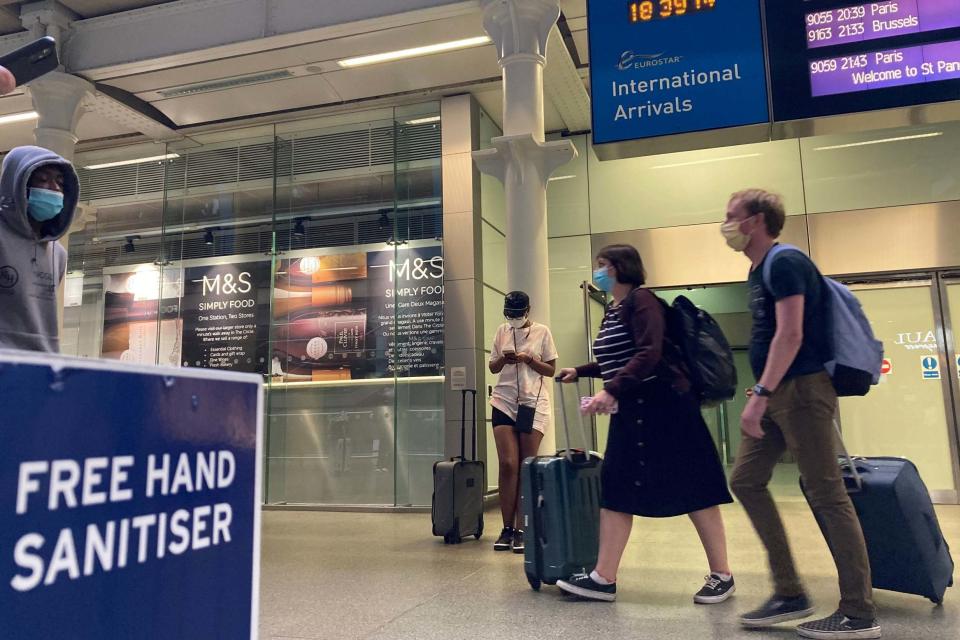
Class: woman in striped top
556,244,735,605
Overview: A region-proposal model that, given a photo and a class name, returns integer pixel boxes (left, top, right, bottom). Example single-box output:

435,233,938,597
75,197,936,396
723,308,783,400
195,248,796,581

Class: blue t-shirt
747,247,831,381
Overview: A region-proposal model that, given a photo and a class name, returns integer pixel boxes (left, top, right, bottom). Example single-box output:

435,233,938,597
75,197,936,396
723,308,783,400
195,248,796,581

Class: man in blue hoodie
0,145,80,353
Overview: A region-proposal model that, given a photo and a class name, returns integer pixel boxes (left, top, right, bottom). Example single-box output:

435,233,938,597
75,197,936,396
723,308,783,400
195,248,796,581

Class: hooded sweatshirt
0,146,80,353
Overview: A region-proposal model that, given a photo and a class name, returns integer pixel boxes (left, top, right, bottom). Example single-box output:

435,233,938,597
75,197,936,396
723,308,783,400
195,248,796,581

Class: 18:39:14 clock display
629,0,716,23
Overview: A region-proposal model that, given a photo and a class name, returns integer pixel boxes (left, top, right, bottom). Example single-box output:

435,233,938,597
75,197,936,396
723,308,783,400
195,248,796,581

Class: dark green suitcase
522,379,602,590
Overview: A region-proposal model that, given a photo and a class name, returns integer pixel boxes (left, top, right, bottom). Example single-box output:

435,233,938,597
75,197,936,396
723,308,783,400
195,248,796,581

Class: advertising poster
181,261,272,374
270,245,444,382
100,267,183,367
100,243,445,380
367,246,445,377
270,252,370,382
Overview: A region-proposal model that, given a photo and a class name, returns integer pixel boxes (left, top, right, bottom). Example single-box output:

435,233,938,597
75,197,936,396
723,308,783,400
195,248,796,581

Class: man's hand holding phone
0,37,59,95
502,349,518,365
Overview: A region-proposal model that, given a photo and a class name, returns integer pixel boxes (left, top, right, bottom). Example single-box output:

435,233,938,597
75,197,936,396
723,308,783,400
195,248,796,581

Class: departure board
806,1,960,49
765,1,960,122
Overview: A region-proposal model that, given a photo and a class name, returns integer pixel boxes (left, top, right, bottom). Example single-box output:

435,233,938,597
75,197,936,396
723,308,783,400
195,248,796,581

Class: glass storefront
62,104,444,508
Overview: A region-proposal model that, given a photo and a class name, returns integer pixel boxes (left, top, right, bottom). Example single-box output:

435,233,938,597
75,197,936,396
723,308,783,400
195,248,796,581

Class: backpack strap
760,243,805,293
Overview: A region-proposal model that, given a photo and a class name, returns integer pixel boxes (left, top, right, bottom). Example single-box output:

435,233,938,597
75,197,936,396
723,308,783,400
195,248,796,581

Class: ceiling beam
543,25,590,133
56,0,480,79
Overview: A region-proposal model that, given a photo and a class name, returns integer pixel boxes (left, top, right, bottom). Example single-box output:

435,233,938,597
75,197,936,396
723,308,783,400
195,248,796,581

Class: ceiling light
84,154,180,170
548,175,576,182
405,116,441,125
379,212,391,229
123,236,139,254
813,132,943,151
337,36,492,68
651,153,762,170
204,229,214,246
0,111,38,125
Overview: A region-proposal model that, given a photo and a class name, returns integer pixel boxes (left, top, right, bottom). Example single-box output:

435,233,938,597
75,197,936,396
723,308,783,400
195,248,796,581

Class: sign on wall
587,1,770,146
765,0,960,122
0,352,262,640
181,261,272,373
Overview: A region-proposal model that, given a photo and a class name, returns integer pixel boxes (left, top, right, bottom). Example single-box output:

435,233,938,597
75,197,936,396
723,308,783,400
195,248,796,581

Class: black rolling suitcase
432,389,484,544
802,424,954,603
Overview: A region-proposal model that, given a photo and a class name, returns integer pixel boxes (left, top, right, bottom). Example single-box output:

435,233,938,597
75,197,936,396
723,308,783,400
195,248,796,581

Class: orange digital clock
629,0,717,23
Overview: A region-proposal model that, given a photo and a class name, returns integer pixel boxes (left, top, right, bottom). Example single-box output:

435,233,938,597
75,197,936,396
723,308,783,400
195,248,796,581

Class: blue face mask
593,266,615,293
27,188,64,222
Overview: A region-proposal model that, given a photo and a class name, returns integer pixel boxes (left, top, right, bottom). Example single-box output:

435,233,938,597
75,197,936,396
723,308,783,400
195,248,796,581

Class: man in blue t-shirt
721,189,880,640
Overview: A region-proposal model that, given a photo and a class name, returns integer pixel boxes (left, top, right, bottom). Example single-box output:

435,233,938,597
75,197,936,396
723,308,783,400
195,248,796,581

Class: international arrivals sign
587,1,770,146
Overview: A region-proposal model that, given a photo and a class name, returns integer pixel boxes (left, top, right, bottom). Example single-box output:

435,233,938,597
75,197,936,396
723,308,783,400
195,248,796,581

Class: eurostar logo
618,51,683,71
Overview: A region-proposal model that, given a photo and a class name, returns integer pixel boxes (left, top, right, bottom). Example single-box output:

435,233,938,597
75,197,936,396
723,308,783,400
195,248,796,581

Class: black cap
503,291,530,318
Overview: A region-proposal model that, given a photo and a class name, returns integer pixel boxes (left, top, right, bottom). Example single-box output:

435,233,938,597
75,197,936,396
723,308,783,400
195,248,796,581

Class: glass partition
64,104,444,508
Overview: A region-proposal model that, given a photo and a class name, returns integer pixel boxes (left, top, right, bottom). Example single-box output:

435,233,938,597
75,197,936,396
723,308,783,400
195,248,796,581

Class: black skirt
601,380,733,518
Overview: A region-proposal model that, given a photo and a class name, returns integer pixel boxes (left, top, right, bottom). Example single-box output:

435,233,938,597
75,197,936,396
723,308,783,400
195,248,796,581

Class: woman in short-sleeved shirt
488,291,557,554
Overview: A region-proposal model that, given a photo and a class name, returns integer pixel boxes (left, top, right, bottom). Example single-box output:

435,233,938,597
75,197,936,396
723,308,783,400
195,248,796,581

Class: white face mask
721,217,753,252
506,317,527,329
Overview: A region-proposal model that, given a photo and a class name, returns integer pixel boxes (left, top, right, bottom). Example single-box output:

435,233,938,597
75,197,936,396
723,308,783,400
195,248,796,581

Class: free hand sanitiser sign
0,353,262,639
588,1,770,145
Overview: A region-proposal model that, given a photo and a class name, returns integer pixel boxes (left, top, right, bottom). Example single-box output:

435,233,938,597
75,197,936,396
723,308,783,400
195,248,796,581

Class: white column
28,71,92,161
473,0,576,452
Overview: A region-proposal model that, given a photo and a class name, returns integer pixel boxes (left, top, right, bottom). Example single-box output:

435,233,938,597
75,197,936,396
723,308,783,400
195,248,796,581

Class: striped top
593,304,637,382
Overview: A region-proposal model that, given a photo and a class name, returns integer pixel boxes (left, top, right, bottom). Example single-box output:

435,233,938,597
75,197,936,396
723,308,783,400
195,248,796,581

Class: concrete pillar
440,95,487,461
473,0,576,452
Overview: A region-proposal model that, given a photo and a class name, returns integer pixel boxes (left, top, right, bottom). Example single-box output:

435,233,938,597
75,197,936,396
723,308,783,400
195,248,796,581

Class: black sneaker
556,572,617,602
493,527,513,551
797,610,881,639
694,573,736,604
740,594,815,628
511,529,525,554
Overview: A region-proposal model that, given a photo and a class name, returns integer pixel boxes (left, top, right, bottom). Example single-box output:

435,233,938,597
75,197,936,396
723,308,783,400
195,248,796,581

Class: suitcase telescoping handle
833,420,864,492
554,376,591,463
458,389,478,461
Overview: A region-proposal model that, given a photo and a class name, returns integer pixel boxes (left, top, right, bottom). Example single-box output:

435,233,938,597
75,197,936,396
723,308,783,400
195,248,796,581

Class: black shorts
491,407,515,428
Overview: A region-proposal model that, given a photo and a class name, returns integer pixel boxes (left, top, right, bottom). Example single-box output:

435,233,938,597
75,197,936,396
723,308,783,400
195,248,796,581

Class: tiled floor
259,500,959,639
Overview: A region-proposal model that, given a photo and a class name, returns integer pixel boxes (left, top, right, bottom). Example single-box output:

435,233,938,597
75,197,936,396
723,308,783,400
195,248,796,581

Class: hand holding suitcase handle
554,375,594,463
832,420,864,492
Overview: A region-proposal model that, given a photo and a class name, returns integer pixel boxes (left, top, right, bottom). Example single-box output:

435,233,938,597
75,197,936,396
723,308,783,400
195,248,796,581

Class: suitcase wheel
930,597,943,605
445,534,462,545
475,515,484,540
527,576,541,591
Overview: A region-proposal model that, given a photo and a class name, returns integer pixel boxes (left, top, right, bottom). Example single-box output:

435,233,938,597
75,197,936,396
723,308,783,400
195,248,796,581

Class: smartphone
0,37,59,87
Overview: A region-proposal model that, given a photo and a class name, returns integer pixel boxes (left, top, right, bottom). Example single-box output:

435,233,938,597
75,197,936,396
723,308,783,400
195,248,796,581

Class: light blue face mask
593,266,615,293
27,187,64,222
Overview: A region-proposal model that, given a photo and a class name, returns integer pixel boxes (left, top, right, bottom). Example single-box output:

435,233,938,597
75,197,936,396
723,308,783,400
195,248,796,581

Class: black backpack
659,295,738,407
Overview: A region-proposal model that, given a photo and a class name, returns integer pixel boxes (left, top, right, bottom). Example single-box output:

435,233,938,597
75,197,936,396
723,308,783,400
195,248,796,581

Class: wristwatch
752,383,773,398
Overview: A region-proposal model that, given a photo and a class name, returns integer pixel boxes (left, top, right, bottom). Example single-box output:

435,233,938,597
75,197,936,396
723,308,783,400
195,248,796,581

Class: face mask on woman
506,316,527,329
593,266,615,293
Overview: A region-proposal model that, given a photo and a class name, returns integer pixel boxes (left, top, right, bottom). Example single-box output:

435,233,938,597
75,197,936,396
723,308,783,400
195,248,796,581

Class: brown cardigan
575,287,690,399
